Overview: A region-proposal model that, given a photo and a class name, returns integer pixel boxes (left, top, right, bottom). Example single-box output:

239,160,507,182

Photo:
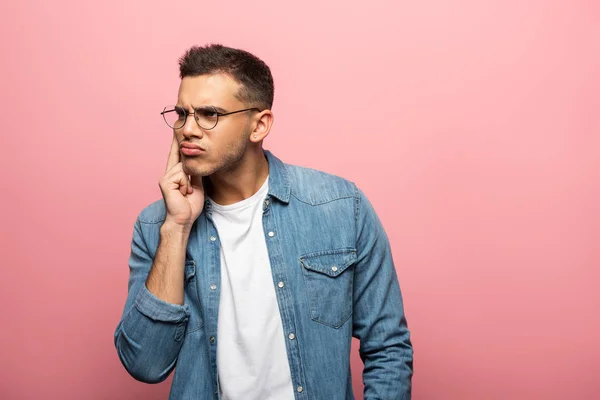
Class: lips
180,142,205,151
179,142,205,156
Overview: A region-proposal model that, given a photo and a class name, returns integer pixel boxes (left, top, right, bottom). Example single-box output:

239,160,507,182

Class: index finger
165,133,180,173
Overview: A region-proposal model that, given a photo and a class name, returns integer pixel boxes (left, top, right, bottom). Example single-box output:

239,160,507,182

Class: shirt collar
264,149,291,204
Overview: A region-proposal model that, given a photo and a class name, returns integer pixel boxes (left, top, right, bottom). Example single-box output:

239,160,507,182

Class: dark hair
178,44,274,110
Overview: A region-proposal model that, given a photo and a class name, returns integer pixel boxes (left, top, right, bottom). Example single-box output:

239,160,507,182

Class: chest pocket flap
300,248,357,277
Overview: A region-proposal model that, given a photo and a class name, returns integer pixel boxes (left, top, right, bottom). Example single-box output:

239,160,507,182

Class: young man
114,44,413,399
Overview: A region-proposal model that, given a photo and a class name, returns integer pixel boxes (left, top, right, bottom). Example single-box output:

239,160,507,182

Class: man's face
175,73,253,177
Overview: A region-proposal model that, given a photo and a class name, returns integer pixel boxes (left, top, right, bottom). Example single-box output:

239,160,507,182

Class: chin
182,160,213,177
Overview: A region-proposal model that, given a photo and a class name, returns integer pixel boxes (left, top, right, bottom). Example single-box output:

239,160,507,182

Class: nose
181,113,204,140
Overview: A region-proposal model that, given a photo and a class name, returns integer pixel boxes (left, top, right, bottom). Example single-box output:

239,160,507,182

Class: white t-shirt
208,177,294,400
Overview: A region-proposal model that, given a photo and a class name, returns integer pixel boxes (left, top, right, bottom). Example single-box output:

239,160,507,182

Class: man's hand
159,134,205,229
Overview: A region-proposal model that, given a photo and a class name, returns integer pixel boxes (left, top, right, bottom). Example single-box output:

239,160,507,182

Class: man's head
170,44,274,177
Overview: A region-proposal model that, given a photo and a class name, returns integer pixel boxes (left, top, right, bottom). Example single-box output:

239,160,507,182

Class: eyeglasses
161,105,261,130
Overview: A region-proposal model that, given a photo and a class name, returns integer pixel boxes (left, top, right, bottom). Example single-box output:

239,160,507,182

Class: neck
205,147,269,206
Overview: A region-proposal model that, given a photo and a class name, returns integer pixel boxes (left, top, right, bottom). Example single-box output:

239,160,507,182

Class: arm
113,217,191,383
352,186,414,399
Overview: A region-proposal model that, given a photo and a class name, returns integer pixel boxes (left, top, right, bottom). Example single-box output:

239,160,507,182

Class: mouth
180,142,205,156
181,147,205,156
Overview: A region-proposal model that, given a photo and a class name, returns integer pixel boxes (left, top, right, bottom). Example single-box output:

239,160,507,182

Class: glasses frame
161,105,261,130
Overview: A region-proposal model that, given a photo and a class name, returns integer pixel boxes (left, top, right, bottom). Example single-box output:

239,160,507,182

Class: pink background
1,0,598,399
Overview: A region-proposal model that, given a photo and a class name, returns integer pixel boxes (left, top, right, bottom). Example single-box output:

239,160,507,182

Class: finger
165,133,180,173
179,173,189,196
163,161,183,179
164,170,189,196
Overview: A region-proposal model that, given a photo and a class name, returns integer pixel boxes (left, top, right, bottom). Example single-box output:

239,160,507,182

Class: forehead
177,73,242,107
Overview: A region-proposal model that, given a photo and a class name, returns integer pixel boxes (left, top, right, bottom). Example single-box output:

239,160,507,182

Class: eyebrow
199,105,227,113
176,104,228,114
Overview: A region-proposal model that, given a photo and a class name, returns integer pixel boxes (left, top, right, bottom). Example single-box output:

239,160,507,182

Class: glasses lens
162,106,185,129
195,106,219,130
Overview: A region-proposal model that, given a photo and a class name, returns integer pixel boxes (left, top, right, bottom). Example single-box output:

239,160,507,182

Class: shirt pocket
184,258,204,334
299,248,357,329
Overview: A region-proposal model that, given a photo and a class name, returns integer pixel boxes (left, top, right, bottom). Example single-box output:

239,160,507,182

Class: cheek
209,123,251,150
210,128,238,148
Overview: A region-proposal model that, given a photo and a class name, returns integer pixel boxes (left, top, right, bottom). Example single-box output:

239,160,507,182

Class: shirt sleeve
352,185,414,399
113,216,191,383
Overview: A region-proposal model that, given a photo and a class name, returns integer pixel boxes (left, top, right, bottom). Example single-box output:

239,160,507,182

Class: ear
249,110,274,143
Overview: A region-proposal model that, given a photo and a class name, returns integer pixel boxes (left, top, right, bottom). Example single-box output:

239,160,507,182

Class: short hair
178,44,274,110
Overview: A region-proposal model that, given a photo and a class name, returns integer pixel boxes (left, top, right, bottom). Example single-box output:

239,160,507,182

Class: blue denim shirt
114,150,413,399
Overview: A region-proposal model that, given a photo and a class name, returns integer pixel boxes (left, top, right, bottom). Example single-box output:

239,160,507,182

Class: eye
174,107,187,118
197,108,218,118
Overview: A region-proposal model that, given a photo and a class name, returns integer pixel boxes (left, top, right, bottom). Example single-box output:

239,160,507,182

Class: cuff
134,284,191,323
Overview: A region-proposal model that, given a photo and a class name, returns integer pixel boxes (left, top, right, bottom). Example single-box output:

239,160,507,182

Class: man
114,44,413,399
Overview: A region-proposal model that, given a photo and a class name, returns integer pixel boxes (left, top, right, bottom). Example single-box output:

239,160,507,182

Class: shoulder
284,162,358,205
137,199,167,224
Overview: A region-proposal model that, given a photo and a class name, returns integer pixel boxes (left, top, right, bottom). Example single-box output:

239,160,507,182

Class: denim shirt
114,150,413,399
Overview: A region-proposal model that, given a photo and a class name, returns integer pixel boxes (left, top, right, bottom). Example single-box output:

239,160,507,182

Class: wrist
161,219,193,236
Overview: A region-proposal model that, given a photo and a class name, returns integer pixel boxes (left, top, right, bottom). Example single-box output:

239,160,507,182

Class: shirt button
210,284,217,290
278,282,284,288
265,199,270,205
297,386,303,393
268,231,275,237
331,266,338,272
210,236,216,242
209,336,215,343
288,333,295,340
